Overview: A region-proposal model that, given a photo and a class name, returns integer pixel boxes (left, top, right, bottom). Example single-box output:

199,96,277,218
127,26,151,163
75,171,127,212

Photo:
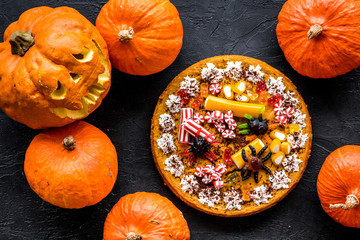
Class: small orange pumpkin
24,121,118,209
103,192,190,240
0,7,111,129
317,145,360,228
96,0,183,76
276,0,360,78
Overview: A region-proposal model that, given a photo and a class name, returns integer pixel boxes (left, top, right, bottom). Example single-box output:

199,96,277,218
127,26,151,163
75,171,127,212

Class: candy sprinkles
152,56,312,216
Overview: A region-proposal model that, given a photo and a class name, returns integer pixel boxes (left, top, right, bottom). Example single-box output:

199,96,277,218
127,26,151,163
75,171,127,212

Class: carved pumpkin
103,192,190,240
0,7,111,129
24,121,118,209
96,0,183,76
276,0,360,78
317,145,360,228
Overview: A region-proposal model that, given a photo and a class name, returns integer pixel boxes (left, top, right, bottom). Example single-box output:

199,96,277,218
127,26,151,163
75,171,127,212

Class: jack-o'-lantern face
0,7,111,129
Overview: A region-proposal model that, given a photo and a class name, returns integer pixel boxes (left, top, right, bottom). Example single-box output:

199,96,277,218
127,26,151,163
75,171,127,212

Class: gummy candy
177,89,190,105
191,95,204,110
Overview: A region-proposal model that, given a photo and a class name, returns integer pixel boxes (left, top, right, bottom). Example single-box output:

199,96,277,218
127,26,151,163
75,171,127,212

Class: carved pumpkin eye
50,81,67,99
72,47,93,62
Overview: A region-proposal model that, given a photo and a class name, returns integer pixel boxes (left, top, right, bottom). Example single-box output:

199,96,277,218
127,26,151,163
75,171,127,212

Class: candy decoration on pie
151,55,312,217
204,112,213,123
209,84,222,95
193,113,205,125
222,129,236,139
179,108,193,145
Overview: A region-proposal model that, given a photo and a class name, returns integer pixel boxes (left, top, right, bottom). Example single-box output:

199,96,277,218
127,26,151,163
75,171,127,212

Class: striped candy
227,119,237,131
194,166,205,177
215,163,227,175
202,174,213,184
274,102,284,116
209,84,222,95
182,119,215,143
193,113,205,125
204,112,213,123
275,115,288,126
178,108,193,145
203,165,215,174
222,129,236,139
284,107,294,118
213,180,224,190
224,110,234,123
211,172,221,181
211,111,224,122
214,121,226,133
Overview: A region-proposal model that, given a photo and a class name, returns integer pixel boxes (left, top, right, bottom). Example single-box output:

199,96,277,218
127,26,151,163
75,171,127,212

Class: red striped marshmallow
178,108,193,144
182,119,215,143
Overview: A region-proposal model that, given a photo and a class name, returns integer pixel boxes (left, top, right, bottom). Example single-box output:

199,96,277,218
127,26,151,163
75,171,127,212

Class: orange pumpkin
276,0,360,78
103,192,190,240
317,145,360,228
0,7,111,129
96,0,183,76
24,121,118,209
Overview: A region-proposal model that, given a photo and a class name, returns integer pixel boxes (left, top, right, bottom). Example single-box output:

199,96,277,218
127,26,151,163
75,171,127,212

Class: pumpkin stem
118,27,134,43
62,136,76,151
307,24,323,40
329,194,359,210
9,30,35,57
126,232,143,240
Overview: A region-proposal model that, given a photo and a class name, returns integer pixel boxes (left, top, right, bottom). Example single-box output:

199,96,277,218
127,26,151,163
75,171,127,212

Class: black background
1,0,360,239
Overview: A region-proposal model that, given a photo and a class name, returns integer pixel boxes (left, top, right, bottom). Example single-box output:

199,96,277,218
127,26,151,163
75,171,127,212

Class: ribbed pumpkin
96,0,183,76
276,0,360,78
24,121,118,209
0,7,111,129
317,145,360,228
103,192,190,240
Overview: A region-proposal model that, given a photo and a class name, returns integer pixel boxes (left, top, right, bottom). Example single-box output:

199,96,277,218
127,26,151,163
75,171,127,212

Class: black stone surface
1,0,360,239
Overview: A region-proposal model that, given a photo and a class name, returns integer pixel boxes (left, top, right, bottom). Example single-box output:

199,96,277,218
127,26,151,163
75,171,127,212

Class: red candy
213,180,224,190
211,111,224,122
284,107,294,118
275,115,288,126
182,119,215,143
177,89,190,105
179,108,193,145
222,129,236,139
224,110,234,124
191,96,204,110
215,163,227,175
256,80,266,94
193,113,205,125
202,174,212,184
211,172,221,181
227,119,237,131
214,121,226,133
268,93,282,106
203,165,215,174
223,148,233,165
194,166,205,177
209,84,222,95
274,102,284,116
204,112,213,123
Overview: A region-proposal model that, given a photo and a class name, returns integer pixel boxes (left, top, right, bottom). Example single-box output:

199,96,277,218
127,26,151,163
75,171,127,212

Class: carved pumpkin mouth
49,40,110,119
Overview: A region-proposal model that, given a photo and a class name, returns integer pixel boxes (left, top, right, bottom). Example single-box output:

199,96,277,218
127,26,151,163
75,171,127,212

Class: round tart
151,55,312,217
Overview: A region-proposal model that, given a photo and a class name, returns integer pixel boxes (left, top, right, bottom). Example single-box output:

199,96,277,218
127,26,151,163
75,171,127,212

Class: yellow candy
233,81,246,94
270,130,287,142
235,94,250,103
285,124,300,134
232,138,265,168
204,95,265,118
281,142,292,154
271,152,285,166
223,85,234,100
270,139,281,153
